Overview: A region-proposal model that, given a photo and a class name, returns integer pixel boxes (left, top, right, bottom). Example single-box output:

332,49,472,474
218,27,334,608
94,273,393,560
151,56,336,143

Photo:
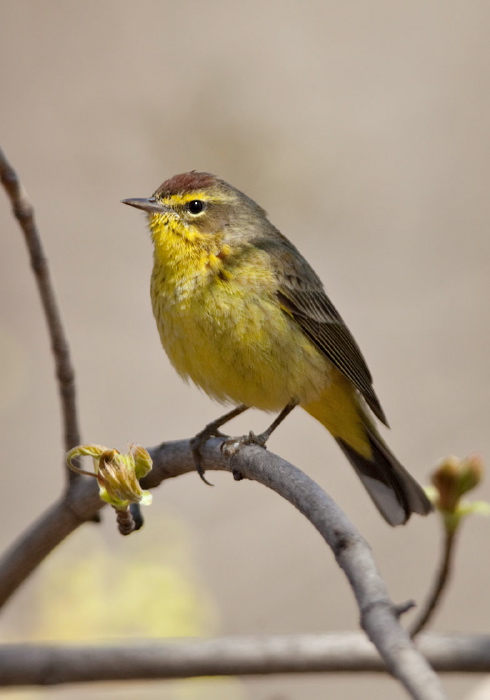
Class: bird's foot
191,405,250,485
221,402,297,466
191,425,227,486
192,428,268,485
221,430,269,457
221,430,270,481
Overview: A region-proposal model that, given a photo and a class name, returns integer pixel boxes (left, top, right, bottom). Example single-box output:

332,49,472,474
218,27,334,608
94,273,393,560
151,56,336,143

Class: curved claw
191,432,218,487
196,460,214,487
190,405,251,485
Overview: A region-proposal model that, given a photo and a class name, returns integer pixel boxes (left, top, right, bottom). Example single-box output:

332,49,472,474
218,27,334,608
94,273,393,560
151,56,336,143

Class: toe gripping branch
190,405,250,485
190,401,298,484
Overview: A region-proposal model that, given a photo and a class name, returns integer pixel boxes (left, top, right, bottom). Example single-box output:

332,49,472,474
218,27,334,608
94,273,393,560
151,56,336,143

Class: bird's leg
250,401,299,445
222,401,299,480
191,404,249,485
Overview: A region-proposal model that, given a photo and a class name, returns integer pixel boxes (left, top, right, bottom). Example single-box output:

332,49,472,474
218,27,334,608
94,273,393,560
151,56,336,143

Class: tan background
1,1,490,698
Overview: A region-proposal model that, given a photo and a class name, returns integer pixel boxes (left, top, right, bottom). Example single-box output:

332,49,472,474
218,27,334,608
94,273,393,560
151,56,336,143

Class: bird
122,171,432,526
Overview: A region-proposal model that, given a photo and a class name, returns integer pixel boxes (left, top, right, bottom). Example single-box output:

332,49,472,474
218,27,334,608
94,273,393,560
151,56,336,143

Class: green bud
457,454,483,496
130,444,153,480
431,456,461,513
430,454,487,534
66,443,153,510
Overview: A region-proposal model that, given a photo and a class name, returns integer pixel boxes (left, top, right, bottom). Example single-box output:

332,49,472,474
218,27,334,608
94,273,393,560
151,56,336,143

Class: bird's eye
186,200,205,215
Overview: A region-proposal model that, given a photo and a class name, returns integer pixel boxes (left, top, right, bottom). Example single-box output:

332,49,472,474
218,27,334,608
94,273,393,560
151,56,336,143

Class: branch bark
0,633,486,686
0,438,446,699
0,147,81,481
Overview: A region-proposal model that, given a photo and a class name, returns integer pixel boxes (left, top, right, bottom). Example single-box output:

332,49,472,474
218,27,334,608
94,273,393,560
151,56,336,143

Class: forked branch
0,438,446,699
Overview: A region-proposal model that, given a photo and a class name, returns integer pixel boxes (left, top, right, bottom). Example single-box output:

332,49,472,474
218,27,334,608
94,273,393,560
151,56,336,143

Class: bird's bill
121,197,170,214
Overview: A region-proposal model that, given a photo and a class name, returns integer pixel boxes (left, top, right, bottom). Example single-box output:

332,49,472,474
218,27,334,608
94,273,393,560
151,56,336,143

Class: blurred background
1,1,490,698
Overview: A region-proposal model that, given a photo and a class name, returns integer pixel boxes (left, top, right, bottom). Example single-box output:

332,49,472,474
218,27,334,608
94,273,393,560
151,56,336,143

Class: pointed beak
121,197,170,214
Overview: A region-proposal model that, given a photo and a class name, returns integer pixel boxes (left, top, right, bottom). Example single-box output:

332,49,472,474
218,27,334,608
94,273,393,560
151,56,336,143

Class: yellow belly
151,266,330,411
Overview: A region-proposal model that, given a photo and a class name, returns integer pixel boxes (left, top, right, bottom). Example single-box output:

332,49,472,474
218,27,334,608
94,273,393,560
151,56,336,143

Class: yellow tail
302,373,432,526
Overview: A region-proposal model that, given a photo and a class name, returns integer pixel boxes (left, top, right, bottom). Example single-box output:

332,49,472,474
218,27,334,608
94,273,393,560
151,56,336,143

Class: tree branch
0,149,445,696
410,529,457,637
0,147,81,482
0,438,445,699
0,633,486,686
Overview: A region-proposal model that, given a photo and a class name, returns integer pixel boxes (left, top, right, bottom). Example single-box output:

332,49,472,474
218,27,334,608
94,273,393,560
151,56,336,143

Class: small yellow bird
123,172,432,525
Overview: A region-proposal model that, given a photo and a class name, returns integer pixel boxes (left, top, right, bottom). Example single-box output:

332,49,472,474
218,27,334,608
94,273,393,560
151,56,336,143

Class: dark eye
186,200,205,215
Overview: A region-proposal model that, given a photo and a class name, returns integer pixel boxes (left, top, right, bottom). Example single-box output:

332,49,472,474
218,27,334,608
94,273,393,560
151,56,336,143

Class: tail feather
303,375,433,526
336,428,433,526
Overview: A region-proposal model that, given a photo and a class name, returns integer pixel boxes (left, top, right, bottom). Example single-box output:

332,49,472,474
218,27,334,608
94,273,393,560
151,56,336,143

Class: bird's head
122,171,266,243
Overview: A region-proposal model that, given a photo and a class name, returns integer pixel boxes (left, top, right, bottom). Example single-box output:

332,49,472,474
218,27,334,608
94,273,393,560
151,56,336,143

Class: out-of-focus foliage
34,515,213,640
0,515,246,700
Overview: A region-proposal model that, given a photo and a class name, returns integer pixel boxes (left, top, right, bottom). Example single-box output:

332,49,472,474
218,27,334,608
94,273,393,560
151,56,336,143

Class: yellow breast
149,215,330,410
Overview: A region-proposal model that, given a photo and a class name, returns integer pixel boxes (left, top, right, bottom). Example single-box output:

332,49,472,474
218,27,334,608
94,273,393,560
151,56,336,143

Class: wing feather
258,238,388,425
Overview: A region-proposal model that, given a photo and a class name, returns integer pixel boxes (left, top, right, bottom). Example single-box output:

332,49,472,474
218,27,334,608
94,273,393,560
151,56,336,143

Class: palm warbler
122,171,432,525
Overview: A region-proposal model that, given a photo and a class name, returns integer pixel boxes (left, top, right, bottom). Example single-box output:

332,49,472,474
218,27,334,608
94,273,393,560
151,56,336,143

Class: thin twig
410,529,457,637
0,438,446,699
0,147,81,483
0,632,487,686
